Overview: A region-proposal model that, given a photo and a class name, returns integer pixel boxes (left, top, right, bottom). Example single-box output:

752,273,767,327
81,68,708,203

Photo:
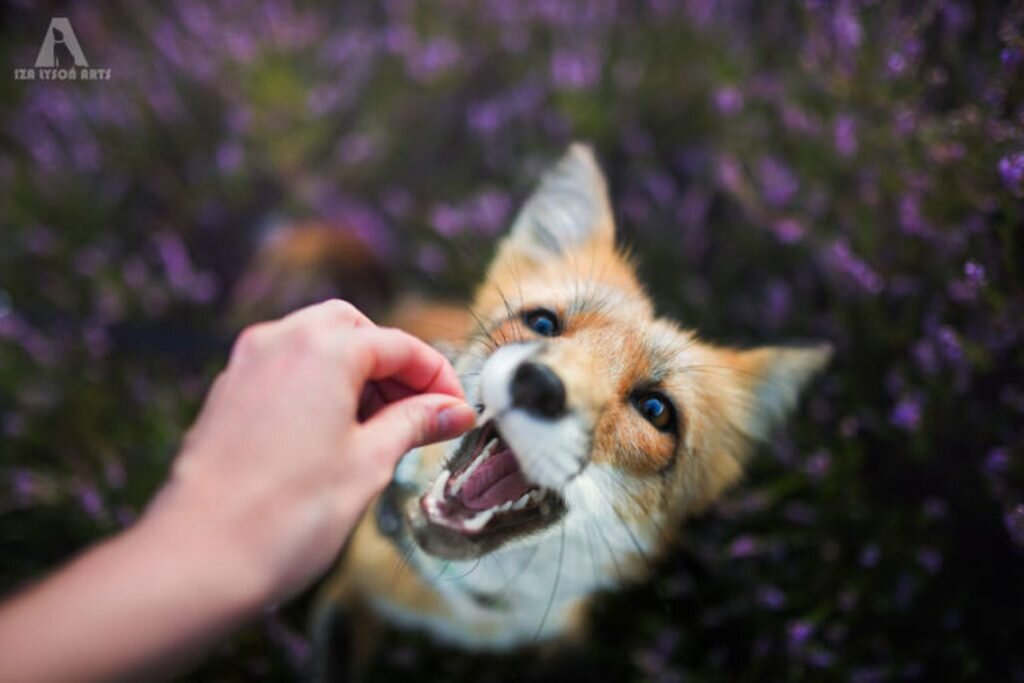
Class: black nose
510,362,566,419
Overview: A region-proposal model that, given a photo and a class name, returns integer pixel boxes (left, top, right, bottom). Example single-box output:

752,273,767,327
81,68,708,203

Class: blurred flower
890,395,923,432
756,156,799,207
1006,504,1024,548
787,620,814,649
859,544,881,568
550,48,601,90
713,86,743,116
834,114,857,157
998,152,1024,192
757,584,787,610
728,535,760,558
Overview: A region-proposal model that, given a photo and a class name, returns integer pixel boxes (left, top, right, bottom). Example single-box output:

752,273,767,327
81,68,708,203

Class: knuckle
321,298,357,320
233,323,270,359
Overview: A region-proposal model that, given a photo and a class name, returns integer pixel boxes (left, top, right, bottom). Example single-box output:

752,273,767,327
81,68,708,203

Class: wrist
134,480,272,621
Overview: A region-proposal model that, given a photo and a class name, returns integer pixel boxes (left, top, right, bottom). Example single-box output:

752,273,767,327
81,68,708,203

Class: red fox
311,143,830,670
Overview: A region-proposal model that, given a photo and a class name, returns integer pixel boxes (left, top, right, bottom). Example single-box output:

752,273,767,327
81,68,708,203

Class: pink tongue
458,446,533,512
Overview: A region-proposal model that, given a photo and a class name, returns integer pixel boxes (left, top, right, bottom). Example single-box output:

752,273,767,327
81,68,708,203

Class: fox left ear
491,143,615,269
731,343,833,442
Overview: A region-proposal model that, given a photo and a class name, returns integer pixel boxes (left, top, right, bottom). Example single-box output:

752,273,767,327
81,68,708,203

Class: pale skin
0,300,477,683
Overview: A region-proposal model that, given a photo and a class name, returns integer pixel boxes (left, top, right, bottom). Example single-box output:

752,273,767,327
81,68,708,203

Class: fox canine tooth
450,437,499,495
429,470,450,501
512,493,531,510
462,508,495,532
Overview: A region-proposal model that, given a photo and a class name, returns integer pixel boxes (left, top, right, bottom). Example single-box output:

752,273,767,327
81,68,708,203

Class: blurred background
1,0,1023,680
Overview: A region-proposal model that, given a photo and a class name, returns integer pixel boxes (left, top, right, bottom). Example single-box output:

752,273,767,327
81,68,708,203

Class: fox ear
495,143,615,266
730,343,833,442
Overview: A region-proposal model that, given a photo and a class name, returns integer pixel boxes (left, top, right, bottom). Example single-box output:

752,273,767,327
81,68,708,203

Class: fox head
406,144,830,574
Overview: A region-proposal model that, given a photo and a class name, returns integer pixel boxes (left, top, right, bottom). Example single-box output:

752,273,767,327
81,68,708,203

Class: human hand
145,299,476,607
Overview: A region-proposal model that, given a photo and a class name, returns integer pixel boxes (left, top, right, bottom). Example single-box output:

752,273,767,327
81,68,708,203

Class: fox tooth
462,508,495,532
450,438,497,495
512,493,531,510
429,470,450,502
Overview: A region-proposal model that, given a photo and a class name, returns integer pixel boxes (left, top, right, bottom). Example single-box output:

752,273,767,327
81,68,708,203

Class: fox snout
474,342,597,492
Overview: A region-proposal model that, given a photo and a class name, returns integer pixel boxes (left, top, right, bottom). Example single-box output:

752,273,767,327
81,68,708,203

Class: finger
348,328,465,400
359,394,477,461
358,379,417,421
281,298,375,331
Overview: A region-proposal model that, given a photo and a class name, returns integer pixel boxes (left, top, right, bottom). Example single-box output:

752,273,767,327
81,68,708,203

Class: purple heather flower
859,544,881,568
712,86,743,116
912,339,939,375
468,101,503,134
1006,504,1024,547
804,450,831,480
771,218,805,244
1001,47,1023,68
787,620,814,649
757,584,787,610
985,447,1010,476
715,155,743,194
77,484,104,519
899,194,928,235
216,142,244,174
430,204,466,237
834,114,857,157
470,190,511,235
550,48,601,90
12,469,39,504
644,172,677,204
832,3,862,51
764,281,792,326
890,395,922,431
963,260,986,285
336,134,376,167
757,156,799,207
728,535,760,558
887,51,908,76
407,37,460,82
936,326,963,363
808,649,835,668
827,240,884,294
998,152,1024,191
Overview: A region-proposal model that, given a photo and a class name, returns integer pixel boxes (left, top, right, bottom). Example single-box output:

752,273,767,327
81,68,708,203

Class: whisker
531,520,566,644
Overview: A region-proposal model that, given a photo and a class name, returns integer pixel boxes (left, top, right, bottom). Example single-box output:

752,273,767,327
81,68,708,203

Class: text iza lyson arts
13,18,112,82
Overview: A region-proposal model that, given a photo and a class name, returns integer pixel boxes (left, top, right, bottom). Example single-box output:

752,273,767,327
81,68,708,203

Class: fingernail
437,402,477,439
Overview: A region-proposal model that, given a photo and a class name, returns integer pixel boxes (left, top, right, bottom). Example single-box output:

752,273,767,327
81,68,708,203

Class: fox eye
632,391,676,432
523,309,560,337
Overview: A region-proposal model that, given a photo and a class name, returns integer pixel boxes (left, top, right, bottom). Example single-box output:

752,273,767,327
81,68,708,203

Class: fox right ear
492,143,615,269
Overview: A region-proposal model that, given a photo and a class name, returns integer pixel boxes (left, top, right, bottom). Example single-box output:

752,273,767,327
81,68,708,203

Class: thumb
359,394,477,462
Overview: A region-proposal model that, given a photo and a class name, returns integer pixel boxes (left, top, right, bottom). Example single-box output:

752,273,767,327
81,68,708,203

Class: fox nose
510,362,566,419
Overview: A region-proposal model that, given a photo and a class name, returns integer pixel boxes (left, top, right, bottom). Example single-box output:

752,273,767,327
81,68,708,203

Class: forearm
0,504,264,683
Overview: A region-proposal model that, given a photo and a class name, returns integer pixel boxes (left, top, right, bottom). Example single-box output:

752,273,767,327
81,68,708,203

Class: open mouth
416,420,566,550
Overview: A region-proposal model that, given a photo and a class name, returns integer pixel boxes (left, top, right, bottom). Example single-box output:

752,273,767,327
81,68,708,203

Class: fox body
314,144,830,659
